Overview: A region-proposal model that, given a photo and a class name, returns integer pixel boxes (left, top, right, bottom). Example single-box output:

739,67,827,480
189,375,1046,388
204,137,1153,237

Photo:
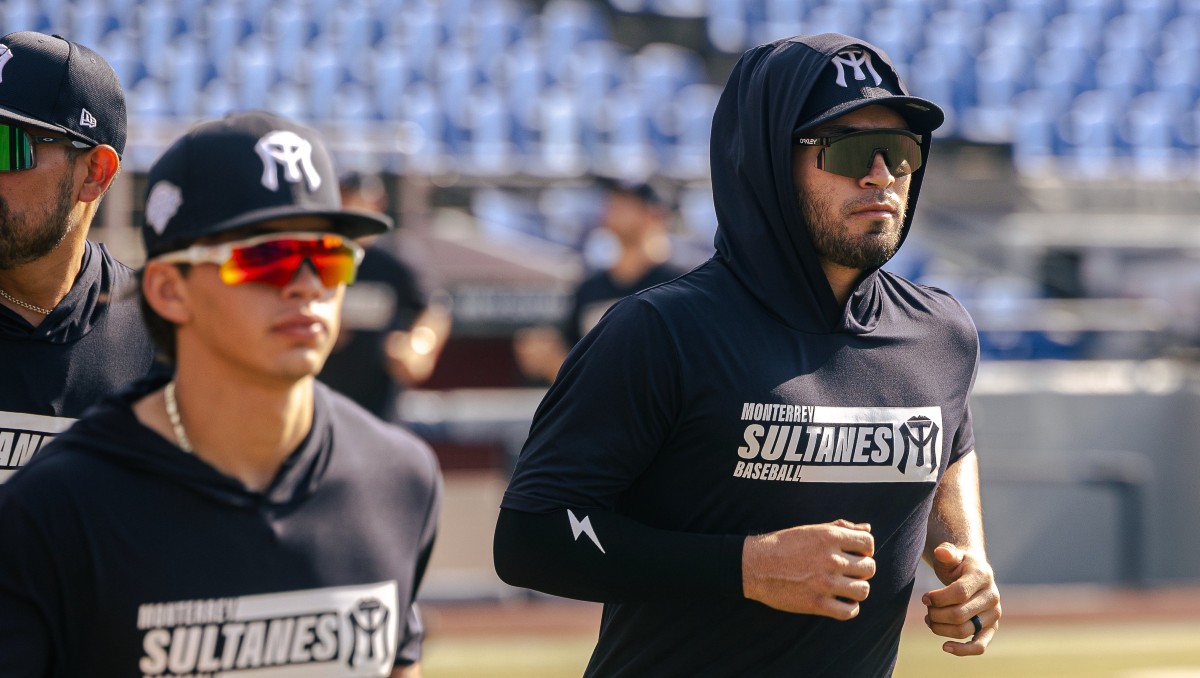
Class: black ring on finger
970,614,982,635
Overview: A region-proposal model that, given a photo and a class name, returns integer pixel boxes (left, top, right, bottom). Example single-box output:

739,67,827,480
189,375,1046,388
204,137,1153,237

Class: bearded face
798,187,907,271
0,164,76,269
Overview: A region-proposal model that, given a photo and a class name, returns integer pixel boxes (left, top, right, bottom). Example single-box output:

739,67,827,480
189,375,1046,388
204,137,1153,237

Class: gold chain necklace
0,287,53,315
164,381,194,454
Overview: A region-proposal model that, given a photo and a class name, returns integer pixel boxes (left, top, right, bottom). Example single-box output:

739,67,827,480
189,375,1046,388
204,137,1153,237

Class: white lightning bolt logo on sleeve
567,509,606,553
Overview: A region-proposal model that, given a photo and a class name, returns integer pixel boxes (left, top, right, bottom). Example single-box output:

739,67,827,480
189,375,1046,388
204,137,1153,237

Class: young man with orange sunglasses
0,31,155,482
0,112,441,677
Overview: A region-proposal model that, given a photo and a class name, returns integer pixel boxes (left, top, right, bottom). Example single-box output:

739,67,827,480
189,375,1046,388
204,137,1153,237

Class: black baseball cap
142,111,392,256
0,31,127,154
596,176,664,207
795,44,944,135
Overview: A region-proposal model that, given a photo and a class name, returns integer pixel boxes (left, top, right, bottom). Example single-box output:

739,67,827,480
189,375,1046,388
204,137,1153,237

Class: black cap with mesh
142,111,392,257
0,31,127,154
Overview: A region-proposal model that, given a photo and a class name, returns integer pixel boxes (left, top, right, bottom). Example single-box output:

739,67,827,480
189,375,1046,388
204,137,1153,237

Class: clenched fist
742,519,875,619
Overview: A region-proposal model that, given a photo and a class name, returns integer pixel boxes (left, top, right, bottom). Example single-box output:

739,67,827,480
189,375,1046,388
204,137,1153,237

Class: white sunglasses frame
152,231,366,285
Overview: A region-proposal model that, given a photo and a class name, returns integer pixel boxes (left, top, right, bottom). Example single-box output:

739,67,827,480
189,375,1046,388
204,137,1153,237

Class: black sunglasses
0,121,93,171
793,129,923,179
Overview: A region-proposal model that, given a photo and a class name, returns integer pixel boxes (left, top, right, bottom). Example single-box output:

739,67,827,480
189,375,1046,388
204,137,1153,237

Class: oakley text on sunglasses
793,129,923,180
153,232,366,288
0,122,94,171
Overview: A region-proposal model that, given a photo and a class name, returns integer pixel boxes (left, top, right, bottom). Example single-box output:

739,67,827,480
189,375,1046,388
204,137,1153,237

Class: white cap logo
830,48,883,88
255,130,322,192
145,181,183,235
80,108,97,128
0,45,12,83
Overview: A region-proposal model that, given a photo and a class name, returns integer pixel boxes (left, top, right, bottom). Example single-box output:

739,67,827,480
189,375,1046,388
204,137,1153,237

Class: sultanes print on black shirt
0,378,441,677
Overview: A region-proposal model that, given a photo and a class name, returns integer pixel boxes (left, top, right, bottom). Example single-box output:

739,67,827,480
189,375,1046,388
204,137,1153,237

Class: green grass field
421,620,1200,678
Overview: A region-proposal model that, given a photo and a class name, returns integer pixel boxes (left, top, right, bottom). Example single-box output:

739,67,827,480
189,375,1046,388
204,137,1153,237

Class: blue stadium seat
665,83,721,181
400,81,452,173
524,85,587,177
69,0,124,51
1093,47,1152,102
232,37,279,112
264,81,308,121
2,0,52,34
963,46,1029,142
631,43,705,112
806,3,865,39
863,7,923,68
266,5,318,83
128,77,170,119
164,38,213,117
1059,89,1123,178
1123,91,1183,179
98,30,146,90
1010,89,1063,175
198,76,238,119
1152,49,1200,108
541,0,608,61
706,0,750,54
463,84,519,176
138,0,188,81
753,0,802,48
597,84,656,180
204,1,255,79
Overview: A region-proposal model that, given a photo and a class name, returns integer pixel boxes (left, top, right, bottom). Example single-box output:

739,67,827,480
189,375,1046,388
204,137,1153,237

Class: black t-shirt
0,377,442,677
318,246,426,419
0,240,156,482
563,262,684,346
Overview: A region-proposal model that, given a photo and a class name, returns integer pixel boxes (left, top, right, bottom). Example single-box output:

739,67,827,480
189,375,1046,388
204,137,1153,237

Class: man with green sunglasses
0,31,154,481
495,33,999,676
0,112,441,677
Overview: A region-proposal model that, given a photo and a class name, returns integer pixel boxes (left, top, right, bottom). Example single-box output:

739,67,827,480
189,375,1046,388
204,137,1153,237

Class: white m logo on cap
831,48,883,88
255,130,322,192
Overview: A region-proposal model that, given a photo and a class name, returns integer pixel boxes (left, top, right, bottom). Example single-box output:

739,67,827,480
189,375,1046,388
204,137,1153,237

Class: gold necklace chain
0,287,53,315
164,381,194,454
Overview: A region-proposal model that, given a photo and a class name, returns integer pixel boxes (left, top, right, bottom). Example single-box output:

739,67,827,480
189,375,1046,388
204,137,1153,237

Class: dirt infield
422,584,1200,640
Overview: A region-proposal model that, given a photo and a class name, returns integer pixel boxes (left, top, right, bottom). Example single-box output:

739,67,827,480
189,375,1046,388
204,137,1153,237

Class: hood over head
710,33,943,334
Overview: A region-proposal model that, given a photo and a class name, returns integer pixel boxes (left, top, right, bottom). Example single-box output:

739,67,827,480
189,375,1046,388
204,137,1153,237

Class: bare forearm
925,451,985,564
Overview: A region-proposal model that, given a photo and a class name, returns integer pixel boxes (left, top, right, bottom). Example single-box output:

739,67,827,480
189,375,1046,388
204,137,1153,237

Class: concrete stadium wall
971,360,1200,586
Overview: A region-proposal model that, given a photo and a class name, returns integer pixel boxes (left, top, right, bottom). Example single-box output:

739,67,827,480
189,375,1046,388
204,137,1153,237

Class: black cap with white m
142,111,393,257
0,31,127,155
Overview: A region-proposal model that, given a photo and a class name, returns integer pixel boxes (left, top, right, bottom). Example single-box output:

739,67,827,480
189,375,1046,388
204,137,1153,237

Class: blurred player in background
0,112,440,677
513,177,684,385
0,31,154,481
495,33,999,676
318,171,451,421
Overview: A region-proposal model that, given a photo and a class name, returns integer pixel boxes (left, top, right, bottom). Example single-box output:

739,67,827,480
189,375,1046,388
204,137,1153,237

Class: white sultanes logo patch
830,48,883,88
0,410,76,484
79,108,97,128
731,404,943,484
255,130,322,192
145,181,183,235
0,45,12,83
135,581,399,676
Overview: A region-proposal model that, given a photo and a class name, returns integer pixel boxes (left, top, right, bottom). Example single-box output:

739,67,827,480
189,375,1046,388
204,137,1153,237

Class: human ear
142,261,191,325
77,145,121,203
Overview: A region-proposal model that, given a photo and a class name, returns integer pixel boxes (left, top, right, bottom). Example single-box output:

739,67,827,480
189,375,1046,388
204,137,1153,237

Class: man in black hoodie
0,32,155,482
494,34,999,676
0,112,441,677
